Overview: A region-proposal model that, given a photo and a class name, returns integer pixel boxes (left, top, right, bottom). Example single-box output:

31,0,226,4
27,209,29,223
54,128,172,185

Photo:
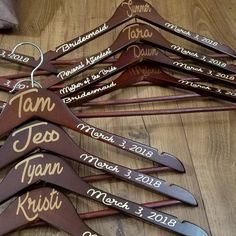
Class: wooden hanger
0,87,184,172
41,28,236,89
0,47,57,73
55,43,236,101
27,199,182,229
0,153,208,236
61,62,236,106
1,23,235,76
0,187,101,236
42,0,236,61
0,120,196,205
0,52,231,85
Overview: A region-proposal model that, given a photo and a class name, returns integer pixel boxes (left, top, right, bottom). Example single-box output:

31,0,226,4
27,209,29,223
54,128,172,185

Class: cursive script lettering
123,23,153,40
16,189,62,221
15,154,64,184
56,23,109,53
171,44,199,58
9,89,55,118
87,189,130,210
57,61,85,80
59,66,117,95
122,0,152,17
83,232,98,236
86,48,112,65
77,123,115,143
63,82,116,104
165,22,191,37
80,154,119,172
178,80,211,90
98,66,117,76
129,65,161,77
12,122,60,153
128,45,159,58
173,61,204,73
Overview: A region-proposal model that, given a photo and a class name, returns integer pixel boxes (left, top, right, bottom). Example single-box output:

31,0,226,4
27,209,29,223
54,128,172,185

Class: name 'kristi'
16,189,62,222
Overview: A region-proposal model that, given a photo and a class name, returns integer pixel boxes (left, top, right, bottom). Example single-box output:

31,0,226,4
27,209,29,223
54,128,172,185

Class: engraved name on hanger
129,65,161,77
123,23,153,40
16,189,62,221
128,45,159,58
15,154,64,184
9,89,55,118
121,0,152,17
12,122,60,153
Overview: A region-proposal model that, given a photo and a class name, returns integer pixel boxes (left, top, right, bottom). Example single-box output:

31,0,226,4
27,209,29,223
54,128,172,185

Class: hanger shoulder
0,121,195,205
0,88,184,172
0,153,207,235
0,187,100,236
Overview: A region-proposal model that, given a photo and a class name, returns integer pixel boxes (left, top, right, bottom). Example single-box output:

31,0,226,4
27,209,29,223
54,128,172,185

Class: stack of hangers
0,0,235,235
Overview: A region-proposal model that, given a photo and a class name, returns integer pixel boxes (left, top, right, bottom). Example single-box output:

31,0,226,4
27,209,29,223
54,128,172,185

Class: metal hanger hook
10,42,44,92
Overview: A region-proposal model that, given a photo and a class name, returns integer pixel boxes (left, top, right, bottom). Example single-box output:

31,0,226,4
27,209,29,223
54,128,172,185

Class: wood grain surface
0,0,235,235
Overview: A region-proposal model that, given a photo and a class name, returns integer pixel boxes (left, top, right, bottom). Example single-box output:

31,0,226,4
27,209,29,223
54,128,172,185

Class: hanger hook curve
10,42,44,92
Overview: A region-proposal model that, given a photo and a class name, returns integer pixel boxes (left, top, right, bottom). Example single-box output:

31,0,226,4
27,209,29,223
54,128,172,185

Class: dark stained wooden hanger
42,0,236,61
28,199,182,227
0,153,208,236
0,52,232,85
61,62,236,107
0,47,57,73
0,120,196,205
1,23,235,75
0,187,101,236
55,43,236,101
0,87,184,172
41,28,236,89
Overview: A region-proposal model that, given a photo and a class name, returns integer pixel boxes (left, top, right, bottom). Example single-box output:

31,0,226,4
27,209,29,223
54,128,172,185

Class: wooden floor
0,0,235,235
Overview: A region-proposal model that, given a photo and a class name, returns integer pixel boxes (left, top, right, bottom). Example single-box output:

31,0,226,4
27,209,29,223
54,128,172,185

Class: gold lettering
16,189,62,222
12,122,60,153
123,24,153,40
128,45,159,58
9,89,55,118
129,65,161,77
15,154,64,184
122,0,152,17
